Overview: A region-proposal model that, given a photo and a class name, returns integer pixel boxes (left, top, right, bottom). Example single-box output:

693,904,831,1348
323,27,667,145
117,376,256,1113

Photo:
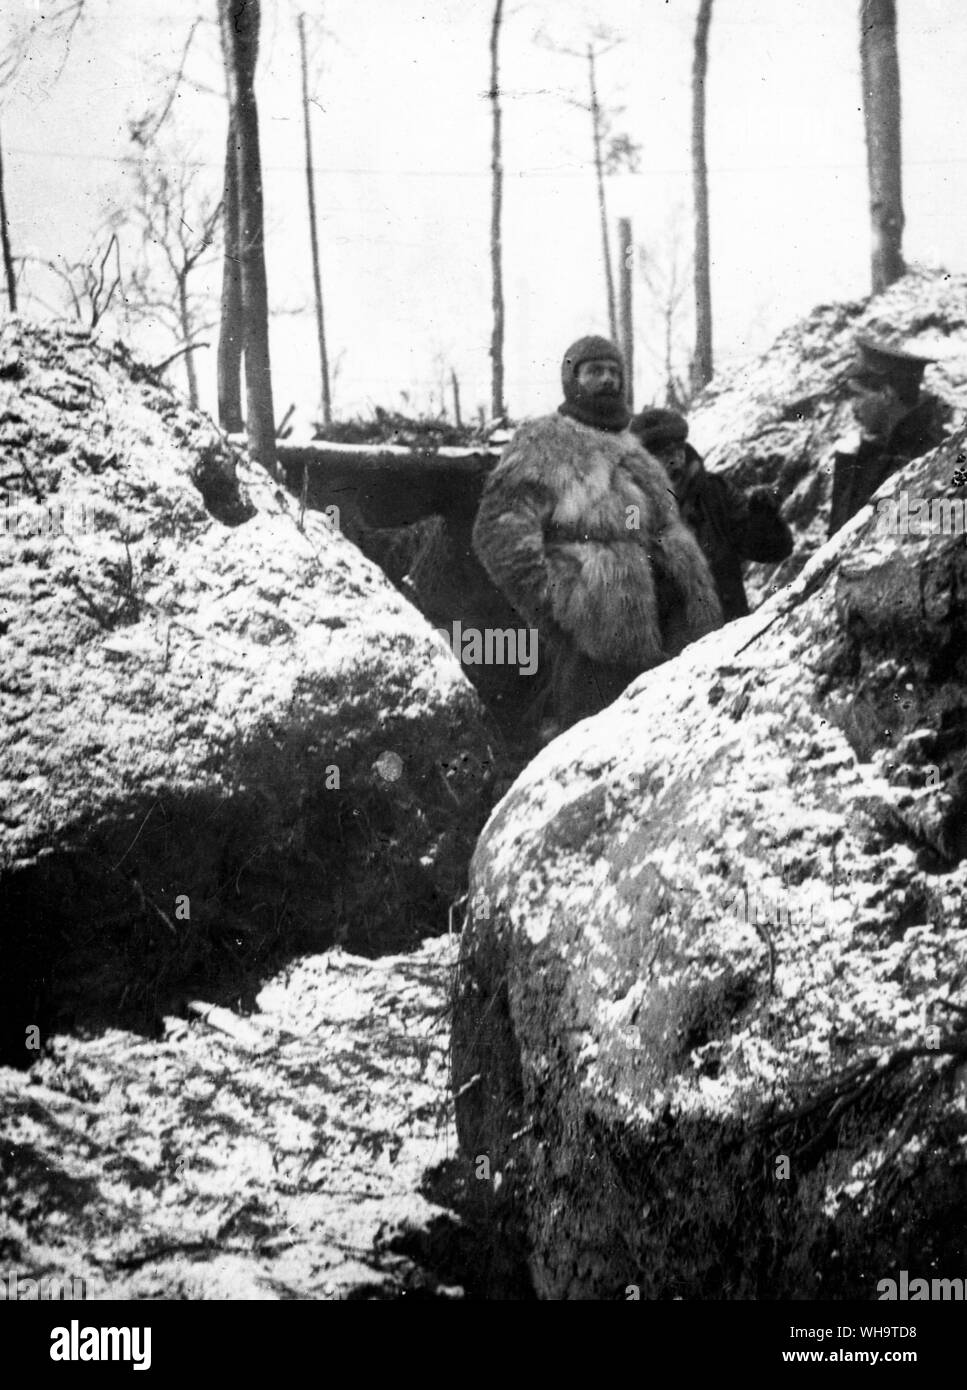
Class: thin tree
489,0,506,420
218,0,276,476
298,12,332,425
537,29,639,345
691,0,714,392
637,211,694,410
0,121,16,313
860,0,905,292
588,44,617,343
123,17,221,412
217,113,243,433
618,217,633,406
124,152,221,408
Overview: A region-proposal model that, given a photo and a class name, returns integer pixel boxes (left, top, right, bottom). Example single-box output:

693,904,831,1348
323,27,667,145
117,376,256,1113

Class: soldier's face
575,359,622,395
654,442,687,474
849,380,905,440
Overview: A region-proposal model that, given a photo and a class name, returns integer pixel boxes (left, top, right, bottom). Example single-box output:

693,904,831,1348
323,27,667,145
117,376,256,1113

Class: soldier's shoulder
617,431,672,478
502,413,572,447
492,414,571,475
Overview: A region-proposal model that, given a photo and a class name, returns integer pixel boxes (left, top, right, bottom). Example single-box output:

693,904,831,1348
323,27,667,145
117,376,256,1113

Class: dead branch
89,233,122,328
130,19,202,147
151,340,210,375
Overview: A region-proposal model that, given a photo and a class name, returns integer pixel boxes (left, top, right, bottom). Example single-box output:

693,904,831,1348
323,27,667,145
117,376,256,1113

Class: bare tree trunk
298,12,332,425
589,46,617,344
0,122,17,314
664,297,676,406
176,276,199,408
618,217,633,406
489,0,506,420
860,0,905,293
219,0,277,477
450,368,462,427
217,113,244,432
691,0,714,392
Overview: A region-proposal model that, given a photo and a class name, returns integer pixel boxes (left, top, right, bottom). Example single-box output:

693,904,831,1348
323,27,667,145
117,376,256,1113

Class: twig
130,877,178,937
65,574,114,630
755,1033,967,1146
751,912,776,996
448,893,468,939
453,1073,481,1100
88,234,121,328
112,1240,217,1272
150,340,210,375
733,611,782,656
111,800,161,871
17,457,45,503
131,19,202,146
50,0,87,83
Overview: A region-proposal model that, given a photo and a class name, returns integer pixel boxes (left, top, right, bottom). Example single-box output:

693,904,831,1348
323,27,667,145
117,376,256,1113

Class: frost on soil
0,321,511,1300
0,319,497,1061
0,936,493,1299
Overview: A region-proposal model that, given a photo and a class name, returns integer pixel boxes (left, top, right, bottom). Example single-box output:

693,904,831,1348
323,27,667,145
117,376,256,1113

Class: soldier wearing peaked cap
827,335,948,538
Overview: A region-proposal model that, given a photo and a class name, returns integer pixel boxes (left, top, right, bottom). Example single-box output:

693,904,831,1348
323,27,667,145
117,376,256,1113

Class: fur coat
472,413,722,669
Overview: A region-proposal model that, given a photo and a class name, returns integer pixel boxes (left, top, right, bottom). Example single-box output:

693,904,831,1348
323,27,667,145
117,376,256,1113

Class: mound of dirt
0,319,495,1064
454,424,967,1299
0,934,488,1300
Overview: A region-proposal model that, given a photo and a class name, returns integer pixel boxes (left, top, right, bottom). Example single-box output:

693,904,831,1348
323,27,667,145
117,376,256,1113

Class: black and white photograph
1,0,966,1352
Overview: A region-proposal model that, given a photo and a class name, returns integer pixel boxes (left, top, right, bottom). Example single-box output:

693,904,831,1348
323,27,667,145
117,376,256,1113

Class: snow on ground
0,934,476,1301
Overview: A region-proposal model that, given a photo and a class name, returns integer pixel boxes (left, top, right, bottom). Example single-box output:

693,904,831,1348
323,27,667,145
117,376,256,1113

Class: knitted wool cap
630,407,689,451
561,335,624,400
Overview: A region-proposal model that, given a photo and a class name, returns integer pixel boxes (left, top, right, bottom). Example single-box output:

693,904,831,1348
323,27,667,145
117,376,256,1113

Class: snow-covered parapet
453,428,967,1298
0,321,493,1063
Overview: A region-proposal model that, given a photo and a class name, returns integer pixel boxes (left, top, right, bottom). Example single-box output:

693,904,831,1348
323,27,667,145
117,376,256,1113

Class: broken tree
217,0,277,476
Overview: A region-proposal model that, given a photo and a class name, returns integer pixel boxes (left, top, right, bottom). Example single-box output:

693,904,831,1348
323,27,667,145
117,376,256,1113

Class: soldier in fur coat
472,336,722,734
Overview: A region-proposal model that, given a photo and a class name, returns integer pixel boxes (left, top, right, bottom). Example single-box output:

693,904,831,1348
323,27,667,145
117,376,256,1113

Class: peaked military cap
850,335,935,402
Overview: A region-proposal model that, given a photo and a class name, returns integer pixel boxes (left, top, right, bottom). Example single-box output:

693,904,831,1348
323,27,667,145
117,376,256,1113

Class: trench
0,484,538,1298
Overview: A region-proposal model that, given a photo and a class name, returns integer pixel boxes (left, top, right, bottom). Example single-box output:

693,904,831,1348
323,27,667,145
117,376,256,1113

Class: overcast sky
2,0,966,429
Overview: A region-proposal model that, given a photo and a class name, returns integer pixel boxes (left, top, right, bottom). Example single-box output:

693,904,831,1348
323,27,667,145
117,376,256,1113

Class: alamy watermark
720,880,824,928
874,491,967,540
434,620,539,677
50,1320,151,1370
0,1270,86,1300
1,490,89,539
877,1270,967,1300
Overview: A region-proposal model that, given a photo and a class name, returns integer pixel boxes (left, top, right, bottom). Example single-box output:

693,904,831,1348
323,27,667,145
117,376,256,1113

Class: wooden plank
230,435,503,477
